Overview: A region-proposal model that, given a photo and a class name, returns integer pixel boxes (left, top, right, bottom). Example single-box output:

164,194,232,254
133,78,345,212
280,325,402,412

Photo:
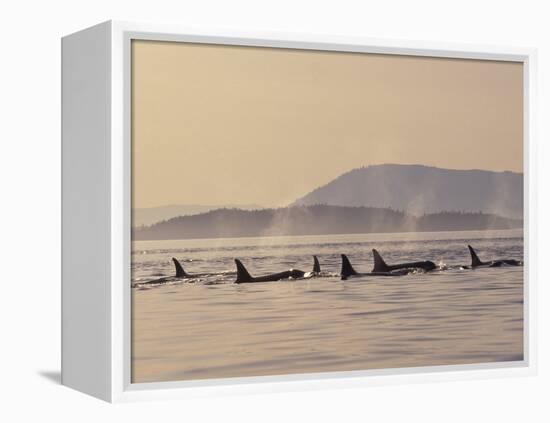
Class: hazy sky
132,40,523,209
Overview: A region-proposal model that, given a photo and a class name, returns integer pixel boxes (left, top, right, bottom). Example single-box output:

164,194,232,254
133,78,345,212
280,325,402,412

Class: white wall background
0,0,547,421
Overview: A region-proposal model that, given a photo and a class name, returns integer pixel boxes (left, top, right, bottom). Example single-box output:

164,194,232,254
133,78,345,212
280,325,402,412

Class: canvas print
130,40,524,383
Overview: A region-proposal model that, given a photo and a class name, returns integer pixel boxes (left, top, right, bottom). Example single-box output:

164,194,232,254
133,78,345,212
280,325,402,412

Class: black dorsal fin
235,259,253,283
172,257,187,278
372,249,389,272
341,254,358,278
468,245,483,267
313,255,321,273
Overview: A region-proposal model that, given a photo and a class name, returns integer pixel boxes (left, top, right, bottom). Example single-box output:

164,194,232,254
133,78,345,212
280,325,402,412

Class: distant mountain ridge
292,164,523,219
133,203,262,227
134,205,521,241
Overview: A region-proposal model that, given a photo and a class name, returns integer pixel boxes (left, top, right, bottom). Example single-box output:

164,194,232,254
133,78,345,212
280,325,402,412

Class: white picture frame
61,20,537,403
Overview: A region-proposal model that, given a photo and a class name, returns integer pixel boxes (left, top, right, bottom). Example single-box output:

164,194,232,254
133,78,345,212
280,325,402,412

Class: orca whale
340,254,409,280
468,245,523,268
137,258,194,285
235,256,321,283
372,249,436,272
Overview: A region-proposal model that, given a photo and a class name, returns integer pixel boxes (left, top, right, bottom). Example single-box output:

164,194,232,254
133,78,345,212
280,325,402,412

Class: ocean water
131,229,524,383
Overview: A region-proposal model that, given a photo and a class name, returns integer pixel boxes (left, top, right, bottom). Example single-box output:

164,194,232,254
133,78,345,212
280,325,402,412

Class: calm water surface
131,229,524,383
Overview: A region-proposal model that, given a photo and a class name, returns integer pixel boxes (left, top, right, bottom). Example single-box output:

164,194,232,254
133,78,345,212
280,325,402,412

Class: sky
132,40,523,209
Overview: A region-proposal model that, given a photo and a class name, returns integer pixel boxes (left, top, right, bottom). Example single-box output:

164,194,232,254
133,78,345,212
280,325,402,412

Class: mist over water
131,229,523,383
